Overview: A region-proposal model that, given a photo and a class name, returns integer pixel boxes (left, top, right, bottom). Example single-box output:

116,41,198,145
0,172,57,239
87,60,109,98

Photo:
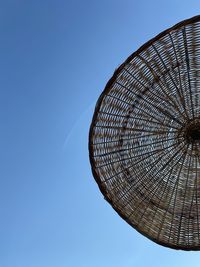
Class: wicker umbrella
89,15,200,250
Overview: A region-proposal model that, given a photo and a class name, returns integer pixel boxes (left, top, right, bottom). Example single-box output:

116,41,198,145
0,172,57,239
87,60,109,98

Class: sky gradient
1,1,200,266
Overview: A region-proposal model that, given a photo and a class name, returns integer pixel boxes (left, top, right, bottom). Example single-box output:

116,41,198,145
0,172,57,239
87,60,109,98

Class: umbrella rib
96,139,183,168
195,151,200,242
112,141,184,204
176,144,193,245
167,144,189,244
93,136,181,158
125,143,186,219
127,55,187,122
186,144,197,245
168,32,190,119
157,147,187,243
102,141,183,184
92,131,176,146
151,43,187,119
115,81,184,126
97,109,180,130
182,26,195,119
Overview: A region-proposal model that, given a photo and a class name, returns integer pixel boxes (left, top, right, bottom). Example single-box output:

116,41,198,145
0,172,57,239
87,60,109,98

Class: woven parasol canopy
89,15,200,250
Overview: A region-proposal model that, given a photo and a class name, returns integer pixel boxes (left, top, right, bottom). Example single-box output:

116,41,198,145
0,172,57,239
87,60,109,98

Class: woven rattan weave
89,16,200,250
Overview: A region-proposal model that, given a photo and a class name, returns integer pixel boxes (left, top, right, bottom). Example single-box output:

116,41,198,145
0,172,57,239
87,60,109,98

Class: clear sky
1,0,200,266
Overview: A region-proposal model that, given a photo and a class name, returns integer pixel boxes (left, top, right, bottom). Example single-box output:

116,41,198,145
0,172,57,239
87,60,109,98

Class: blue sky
1,0,200,266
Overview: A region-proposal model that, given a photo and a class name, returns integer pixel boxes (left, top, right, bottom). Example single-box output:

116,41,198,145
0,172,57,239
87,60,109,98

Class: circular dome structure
89,15,200,250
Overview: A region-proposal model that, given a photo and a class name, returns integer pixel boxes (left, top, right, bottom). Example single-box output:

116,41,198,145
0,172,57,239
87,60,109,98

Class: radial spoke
94,135,182,158
112,141,185,205
98,109,181,131
102,140,183,184
115,81,184,126
97,139,183,168
135,145,187,228
168,32,190,119
118,142,187,213
151,43,188,119
123,63,186,121
176,144,193,245
182,26,195,119
167,144,189,244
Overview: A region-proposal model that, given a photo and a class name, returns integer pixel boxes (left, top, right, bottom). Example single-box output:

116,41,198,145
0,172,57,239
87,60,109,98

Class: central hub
185,120,200,143
189,128,200,141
